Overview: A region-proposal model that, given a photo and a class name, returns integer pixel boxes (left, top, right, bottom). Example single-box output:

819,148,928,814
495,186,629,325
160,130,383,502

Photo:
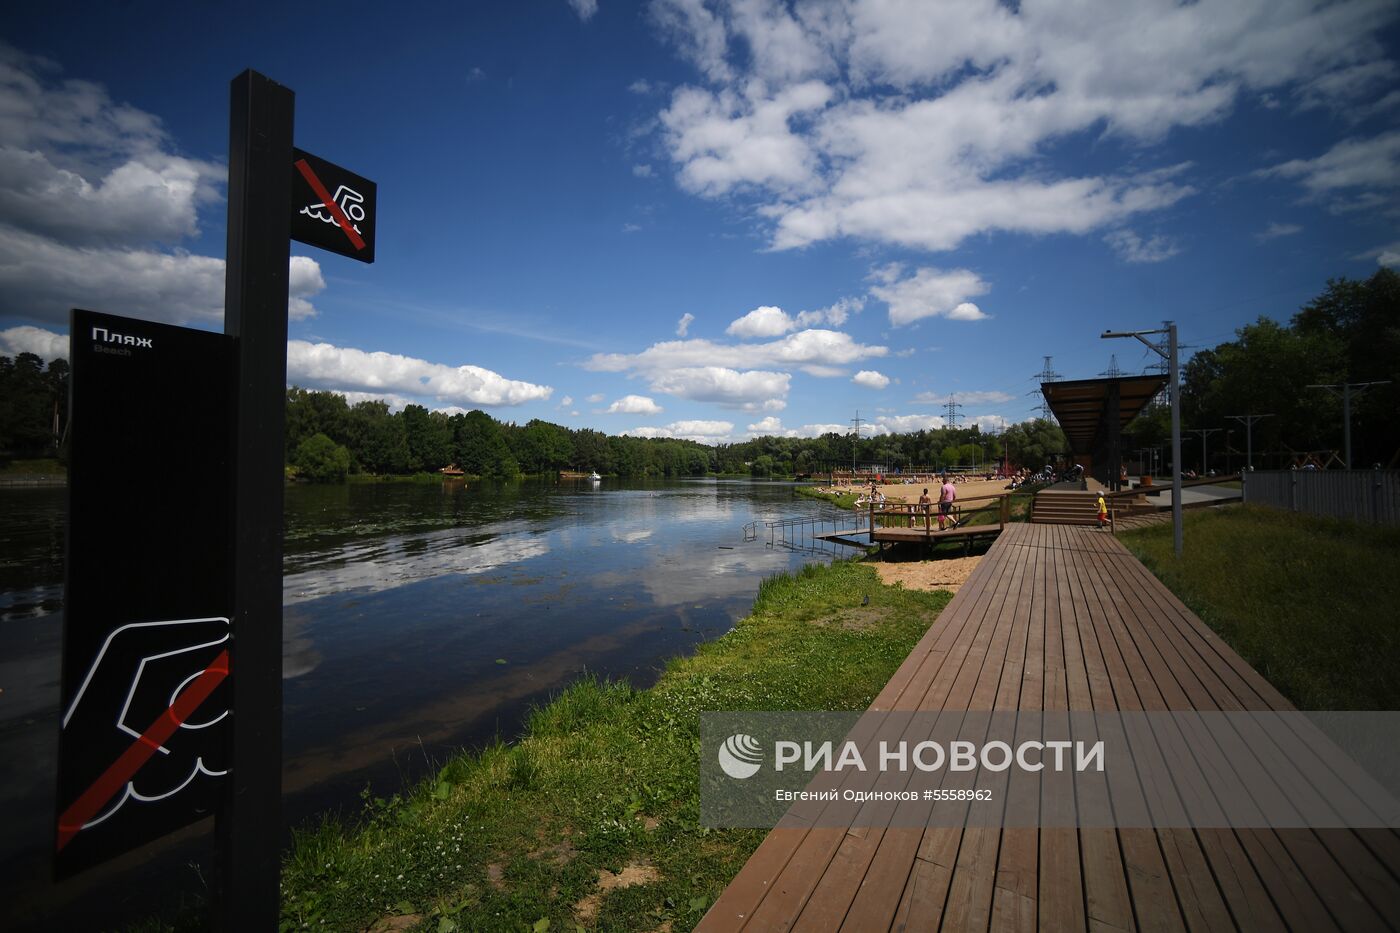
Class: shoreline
267,560,951,932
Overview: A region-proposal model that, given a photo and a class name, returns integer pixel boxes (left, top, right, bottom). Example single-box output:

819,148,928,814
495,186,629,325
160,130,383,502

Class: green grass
265,561,948,932
1120,504,1400,710
0,457,64,475
346,471,454,484
793,485,860,509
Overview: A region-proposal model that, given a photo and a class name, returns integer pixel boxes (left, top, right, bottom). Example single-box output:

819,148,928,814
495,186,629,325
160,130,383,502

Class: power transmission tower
944,394,963,429
1029,356,1061,420
1100,354,1124,377
1144,320,1195,407
1305,381,1391,468
849,410,867,472
1104,322,1182,557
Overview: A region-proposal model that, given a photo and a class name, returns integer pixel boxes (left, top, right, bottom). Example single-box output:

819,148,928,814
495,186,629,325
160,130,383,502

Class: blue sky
2,1,1398,443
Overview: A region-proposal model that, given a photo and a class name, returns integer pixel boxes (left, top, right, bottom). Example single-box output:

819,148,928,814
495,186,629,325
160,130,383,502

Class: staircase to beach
1031,489,1102,525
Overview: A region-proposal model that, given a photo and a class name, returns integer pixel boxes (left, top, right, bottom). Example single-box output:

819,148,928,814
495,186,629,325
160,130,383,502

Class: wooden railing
867,492,1012,534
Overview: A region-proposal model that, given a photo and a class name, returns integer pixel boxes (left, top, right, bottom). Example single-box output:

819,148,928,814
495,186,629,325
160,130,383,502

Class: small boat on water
588,471,602,481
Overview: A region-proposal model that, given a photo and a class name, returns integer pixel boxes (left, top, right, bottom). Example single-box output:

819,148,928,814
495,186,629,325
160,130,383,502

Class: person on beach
918,487,932,532
938,475,957,530
1097,491,1108,528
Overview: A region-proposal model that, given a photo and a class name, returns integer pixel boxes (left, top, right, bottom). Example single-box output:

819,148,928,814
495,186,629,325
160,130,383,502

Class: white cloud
629,79,657,95
0,224,326,326
852,369,889,389
1103,229,1182,264
0,145,221,247
746,415,788,435
871,413,946,434
743,417,849,439
796,296,863,328
0,44,221,247
912,389,1014,405
624,419,734,442
726,304,795,337
647,0,1395,252
870,266,990,326
605,394,664,414
0,324,68,359
587,392,605,403
1255,222,1303,241
585,327,887,378
566,0,598,22
558,395,574,408
0,44,328,330
1372,241,1400,267
969,414,1011,434
676,311,695,336
1295,59,1399,112
649,0,736,84
287,340,551,407
661,80,834,198
1263,130,1400,202
795,422,850,437
648,365,788,410
339,391,418,413
0,327,547,411
632,163,654,177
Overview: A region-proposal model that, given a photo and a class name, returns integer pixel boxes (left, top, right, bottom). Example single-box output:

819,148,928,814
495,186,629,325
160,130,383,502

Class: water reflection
0,477,845,929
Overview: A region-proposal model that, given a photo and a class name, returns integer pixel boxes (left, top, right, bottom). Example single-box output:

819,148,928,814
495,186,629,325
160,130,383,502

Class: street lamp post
1104,323,1182,557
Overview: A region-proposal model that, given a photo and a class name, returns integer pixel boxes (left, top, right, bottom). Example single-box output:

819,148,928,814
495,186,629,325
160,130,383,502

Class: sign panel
290,148,376,263
56,309,234,878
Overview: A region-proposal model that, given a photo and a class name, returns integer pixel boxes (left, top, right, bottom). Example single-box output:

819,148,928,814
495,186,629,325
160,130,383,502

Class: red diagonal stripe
295,159,367,251
57,649,230,852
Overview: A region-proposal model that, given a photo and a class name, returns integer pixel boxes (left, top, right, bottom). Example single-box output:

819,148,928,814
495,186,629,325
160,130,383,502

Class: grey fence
1242,468,1400,525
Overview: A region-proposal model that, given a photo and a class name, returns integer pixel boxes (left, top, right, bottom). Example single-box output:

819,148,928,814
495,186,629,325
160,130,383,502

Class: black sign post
217,69,294,930
54,68,375,928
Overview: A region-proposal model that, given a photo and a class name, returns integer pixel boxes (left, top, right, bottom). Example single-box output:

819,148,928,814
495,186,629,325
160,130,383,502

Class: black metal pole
218,69,294,930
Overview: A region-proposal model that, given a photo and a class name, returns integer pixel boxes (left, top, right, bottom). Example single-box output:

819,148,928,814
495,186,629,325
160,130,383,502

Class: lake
0,476,845,928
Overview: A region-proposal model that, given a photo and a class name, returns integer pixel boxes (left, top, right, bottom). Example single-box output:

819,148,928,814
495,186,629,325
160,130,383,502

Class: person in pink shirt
938,475,958,530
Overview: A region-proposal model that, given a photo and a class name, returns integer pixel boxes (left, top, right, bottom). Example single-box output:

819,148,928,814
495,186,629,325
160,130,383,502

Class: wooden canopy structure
1041,375,1167,489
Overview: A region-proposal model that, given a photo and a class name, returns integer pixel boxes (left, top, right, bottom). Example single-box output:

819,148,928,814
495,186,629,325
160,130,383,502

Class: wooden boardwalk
699,522,1400,931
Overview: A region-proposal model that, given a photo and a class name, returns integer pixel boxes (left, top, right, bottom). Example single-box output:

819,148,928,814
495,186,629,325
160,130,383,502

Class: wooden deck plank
698,527,1024,930
703,522,1399,932
936,523,1040,933
989,525,1046,933
1100,534,1399,927
801,535,1035,930
856,530,1041,932
1038,527,1090,933
1070,528,1292,933
1051,527,1189,933
723,522,1028,930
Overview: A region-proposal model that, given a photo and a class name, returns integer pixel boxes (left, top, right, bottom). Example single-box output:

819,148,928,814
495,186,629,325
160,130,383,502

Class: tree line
285,389,1070,482
285,390,714,481
0,352,68,460
1122,268,1399,470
